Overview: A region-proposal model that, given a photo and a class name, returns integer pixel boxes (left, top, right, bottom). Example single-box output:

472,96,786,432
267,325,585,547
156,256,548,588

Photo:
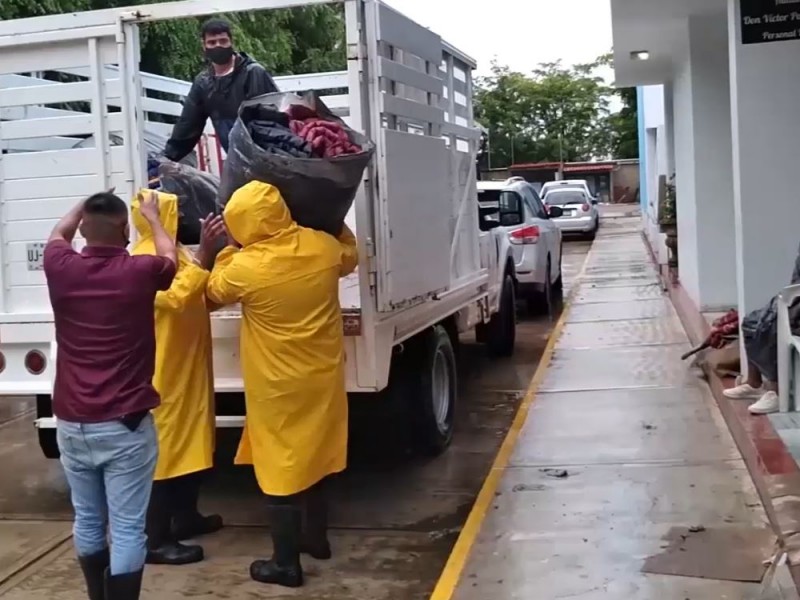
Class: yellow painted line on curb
429,251,591,600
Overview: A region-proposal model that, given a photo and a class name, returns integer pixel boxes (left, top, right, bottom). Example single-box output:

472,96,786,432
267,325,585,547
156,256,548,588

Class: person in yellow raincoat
131,190,227,566
206,181,358,588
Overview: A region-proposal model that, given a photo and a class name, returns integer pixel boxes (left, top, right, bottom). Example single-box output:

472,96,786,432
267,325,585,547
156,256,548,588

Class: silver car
543,189,600,240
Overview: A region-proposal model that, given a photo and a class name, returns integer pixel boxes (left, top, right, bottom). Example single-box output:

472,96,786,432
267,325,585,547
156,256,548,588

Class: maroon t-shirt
43,240,176,423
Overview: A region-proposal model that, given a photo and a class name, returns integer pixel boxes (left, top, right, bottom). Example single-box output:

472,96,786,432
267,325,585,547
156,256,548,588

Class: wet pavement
0,240,592,598
449,211,796,599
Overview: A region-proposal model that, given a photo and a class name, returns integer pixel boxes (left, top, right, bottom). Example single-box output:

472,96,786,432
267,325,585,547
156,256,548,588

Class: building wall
673,13,737,311
614,163,640,202
637,87,647,214
728,0,800,315
638,84,668,265
689,13,736,310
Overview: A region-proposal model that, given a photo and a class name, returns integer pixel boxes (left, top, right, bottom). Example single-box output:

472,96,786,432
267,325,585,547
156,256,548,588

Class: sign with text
741,0,800,44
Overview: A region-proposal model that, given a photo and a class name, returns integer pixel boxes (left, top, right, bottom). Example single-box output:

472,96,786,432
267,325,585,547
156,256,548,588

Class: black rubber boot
300,482,332,560
171,473,223,541
146,479,204,566
77,548,109,600
250,504,303,588
172,513,224,541
104,569,143,600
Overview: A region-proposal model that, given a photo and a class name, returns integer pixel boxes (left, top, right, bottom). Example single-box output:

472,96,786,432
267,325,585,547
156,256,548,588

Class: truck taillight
510,225,540,245
25,350,46,375
581,203,591,212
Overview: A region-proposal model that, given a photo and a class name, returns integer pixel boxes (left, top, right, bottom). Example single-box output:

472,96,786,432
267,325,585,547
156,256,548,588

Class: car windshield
545,191,587,206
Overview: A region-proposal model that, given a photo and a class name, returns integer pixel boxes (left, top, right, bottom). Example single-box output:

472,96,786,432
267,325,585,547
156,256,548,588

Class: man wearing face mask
163,18,278,163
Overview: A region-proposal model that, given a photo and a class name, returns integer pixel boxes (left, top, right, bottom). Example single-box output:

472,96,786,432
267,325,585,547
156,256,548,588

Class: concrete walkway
444,212,797,599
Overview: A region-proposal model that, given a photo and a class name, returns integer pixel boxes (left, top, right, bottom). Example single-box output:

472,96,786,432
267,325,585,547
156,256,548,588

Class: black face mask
205,46,234,66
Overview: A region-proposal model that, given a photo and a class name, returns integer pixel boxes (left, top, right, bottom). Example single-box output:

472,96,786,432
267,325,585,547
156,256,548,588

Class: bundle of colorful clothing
245,106,362,160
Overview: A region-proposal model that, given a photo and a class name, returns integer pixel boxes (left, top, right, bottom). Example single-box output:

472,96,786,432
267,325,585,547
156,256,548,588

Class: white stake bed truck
0,0,518,458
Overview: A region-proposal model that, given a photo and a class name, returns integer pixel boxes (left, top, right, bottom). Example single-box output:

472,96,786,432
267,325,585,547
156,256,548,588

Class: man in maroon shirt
44,191,177,600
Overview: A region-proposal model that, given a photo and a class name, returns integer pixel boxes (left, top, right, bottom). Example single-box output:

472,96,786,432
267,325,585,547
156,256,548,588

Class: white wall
728,0,800,315
643,85,665,130
640,85,669,264
671,13,737,311
673,45,699,297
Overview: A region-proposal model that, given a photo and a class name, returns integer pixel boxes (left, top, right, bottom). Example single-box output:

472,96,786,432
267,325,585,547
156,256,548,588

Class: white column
728,0,800,315
672,13,737,311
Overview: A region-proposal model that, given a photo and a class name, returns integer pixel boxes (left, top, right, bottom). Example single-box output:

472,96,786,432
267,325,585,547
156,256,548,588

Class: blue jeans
57,414,158,575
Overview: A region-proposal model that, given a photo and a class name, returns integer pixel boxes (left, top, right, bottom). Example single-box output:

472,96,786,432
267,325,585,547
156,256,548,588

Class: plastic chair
777,284,800,412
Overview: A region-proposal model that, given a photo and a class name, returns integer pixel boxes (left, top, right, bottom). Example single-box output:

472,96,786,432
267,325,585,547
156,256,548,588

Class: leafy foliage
608,87,639,160
475,55,639,167
0,0,346,79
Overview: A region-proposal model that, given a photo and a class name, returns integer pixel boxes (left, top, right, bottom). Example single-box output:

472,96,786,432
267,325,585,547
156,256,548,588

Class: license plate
27,242,47,271
562,210,576,217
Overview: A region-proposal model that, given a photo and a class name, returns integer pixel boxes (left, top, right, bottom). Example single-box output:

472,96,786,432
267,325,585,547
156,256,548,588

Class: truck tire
410,325,457,456
36,394,60,459
362,324,458,458
485,273,516,358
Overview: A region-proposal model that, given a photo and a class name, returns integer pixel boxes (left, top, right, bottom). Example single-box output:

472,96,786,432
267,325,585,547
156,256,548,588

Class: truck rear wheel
484,273,516,358
362,324,458,458
410,325,457,456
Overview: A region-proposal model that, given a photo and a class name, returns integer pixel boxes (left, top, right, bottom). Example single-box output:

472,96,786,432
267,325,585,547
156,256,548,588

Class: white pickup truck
0,0,519,459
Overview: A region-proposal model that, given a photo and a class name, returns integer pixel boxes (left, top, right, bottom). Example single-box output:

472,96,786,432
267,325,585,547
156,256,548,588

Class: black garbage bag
158,161,222,245
742,242,800,381
219,91,375,237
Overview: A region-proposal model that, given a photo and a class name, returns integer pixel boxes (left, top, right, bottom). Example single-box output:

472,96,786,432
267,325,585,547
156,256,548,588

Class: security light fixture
631,50,650,61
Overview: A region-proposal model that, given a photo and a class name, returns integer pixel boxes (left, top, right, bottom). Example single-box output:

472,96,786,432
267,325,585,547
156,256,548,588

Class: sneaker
723,383,764,400
749,391,779,415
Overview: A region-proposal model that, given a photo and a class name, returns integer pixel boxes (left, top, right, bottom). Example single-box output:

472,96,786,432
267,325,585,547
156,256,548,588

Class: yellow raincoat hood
130,189,215,481
131,189,179,251
223,181,297,247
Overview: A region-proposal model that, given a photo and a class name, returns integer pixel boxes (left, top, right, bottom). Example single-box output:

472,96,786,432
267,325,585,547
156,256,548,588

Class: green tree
475,56,638,168
0,0,346,79
608,87,639,159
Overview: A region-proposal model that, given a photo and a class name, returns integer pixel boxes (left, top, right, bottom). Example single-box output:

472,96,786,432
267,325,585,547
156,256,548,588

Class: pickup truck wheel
411,325,457,456
485,273,516,358
38,429,59,459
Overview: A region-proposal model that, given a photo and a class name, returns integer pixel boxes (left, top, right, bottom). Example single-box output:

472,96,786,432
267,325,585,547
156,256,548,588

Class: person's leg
724,362,765,399
99,414,158,598
250,494,303,588
300,478,331,560
748,364,764,388
146,477,203,565
171,470,223,541
57,421,109,600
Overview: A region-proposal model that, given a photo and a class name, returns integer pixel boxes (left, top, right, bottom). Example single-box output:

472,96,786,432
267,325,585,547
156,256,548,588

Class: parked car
543,188,600,240
541,179,597,201
478,179,564,312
